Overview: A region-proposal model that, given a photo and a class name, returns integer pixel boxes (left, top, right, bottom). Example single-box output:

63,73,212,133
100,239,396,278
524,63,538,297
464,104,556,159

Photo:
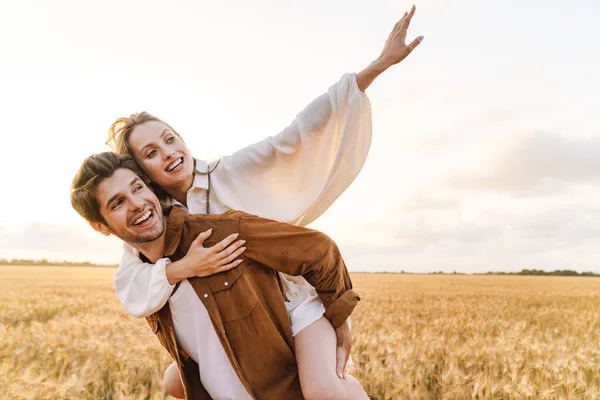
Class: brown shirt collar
138,206,188,264
164,206,188,257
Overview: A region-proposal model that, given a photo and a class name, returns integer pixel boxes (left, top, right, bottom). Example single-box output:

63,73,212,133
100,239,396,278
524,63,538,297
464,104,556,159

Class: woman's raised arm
357,5,424,92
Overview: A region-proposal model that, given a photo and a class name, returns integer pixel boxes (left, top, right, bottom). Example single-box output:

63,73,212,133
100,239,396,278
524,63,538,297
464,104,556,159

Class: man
70,152,363,399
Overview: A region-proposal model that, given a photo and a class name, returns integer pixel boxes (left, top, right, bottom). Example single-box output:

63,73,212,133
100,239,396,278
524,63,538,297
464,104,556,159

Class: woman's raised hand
356,4,424,92
379,5,424,68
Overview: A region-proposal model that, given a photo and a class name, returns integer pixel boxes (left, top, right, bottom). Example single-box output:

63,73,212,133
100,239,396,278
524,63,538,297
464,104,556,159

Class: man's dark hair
70,152,146,223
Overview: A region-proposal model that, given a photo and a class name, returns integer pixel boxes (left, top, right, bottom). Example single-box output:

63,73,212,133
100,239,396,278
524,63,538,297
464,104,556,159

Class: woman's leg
295,316,369,400
163,362,185,399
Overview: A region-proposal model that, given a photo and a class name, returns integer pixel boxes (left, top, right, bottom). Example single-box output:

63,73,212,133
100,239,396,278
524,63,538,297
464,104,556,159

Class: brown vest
143,206,359,399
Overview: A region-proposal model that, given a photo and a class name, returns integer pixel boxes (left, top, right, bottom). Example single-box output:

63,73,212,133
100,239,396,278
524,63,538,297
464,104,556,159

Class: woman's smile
165,157,184,172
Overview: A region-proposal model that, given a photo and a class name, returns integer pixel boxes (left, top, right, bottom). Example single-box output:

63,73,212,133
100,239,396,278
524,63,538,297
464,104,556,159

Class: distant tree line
0,258,117,268
422,269,598,276
2,259,597,276
482,269,599,277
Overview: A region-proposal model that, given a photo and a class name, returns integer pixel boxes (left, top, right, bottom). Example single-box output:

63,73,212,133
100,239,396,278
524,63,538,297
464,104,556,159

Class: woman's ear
90,221,111,236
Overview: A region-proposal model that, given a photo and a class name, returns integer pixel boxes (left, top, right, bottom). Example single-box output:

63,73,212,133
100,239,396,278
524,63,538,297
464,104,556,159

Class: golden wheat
1,266,599,399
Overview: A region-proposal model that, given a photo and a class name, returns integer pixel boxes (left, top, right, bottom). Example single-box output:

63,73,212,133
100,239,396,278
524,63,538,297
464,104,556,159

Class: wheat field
1,266,599,399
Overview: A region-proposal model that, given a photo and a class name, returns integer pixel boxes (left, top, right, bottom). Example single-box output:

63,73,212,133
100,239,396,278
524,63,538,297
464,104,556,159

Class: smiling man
70,152,364,399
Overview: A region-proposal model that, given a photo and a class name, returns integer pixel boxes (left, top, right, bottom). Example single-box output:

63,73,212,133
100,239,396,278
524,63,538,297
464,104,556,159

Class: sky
0,0,599,273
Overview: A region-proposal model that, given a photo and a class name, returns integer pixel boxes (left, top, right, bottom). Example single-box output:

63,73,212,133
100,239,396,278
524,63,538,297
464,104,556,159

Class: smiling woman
107,113,197,207
100,5,424,399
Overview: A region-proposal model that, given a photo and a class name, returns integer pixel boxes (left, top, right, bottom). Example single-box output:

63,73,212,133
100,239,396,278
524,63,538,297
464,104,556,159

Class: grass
2,266,599,399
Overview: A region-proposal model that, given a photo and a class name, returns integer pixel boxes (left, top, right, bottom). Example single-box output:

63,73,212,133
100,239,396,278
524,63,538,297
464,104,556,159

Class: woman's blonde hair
106,111,182,155
106,112,185,206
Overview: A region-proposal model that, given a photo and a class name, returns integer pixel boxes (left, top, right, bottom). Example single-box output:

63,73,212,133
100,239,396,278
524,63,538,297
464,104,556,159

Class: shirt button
204,294,208,298
224,281,229,286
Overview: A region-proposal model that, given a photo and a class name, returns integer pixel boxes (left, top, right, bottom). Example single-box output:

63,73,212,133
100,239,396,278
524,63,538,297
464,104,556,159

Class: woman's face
128,120,195,189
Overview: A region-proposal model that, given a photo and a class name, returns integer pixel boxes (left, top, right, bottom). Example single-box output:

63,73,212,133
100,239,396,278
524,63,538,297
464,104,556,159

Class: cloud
0,222,122,264
444,132,600,194
338,201,600,273
329,131,600,273
400,192,460,212
341,238,600,274
5,128,600,274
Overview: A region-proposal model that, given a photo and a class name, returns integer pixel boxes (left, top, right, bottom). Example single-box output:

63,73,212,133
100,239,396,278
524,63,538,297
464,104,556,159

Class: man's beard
109,216,166,244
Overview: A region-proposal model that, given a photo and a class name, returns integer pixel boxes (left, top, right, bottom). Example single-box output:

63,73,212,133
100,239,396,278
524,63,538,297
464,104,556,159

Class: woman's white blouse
114,72,372,319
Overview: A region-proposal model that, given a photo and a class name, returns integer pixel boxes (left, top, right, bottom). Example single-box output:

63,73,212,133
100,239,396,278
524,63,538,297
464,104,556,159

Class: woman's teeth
133,210,152,225
167,158,183,171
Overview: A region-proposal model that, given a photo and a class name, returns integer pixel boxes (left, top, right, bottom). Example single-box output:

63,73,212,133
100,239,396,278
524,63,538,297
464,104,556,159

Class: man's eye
111,200,123,210
134,185,144,193
147,150,157,159
166,136,175,144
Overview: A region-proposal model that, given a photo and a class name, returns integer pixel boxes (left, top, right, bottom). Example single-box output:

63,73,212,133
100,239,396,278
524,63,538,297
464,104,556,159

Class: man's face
93,168,165,244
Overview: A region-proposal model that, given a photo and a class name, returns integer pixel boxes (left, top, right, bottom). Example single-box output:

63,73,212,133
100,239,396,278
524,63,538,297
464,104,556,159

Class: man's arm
238,214,360,328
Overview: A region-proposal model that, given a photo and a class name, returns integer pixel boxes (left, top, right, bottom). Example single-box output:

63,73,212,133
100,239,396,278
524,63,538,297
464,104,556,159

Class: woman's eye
166,136,175,144
146,150,157,159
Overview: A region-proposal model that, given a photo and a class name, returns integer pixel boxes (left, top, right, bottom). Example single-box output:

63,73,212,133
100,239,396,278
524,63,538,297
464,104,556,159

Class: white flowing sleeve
113,73,370,316
210,72,372,226
113,243,175,318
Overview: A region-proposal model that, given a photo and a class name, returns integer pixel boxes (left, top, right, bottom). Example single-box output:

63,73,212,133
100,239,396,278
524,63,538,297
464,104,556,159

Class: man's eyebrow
139,129,170,154
130,177,141,186
105,192,121,209
105,177,142,209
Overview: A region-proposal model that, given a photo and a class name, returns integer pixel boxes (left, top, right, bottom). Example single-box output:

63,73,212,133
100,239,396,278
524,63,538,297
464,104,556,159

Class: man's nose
130,194,145,210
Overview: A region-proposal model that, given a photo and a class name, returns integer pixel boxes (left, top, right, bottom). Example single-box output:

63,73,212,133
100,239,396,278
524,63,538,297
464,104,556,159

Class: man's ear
90,221,111,236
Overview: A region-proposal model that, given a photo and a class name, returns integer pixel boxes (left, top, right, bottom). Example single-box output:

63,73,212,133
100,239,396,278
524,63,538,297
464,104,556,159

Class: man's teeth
167,158,183,171
134,210,152,225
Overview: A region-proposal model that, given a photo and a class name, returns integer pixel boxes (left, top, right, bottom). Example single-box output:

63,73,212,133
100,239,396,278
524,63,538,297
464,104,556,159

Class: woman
108,7,422,399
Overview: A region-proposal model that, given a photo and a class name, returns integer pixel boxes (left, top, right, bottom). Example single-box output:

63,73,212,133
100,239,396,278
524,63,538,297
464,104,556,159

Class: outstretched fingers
400,4,416,31
218,244,246,266
191,228,213,247
407,35,425,54
217,259,243,273
210,233,240,253
394,11,408,30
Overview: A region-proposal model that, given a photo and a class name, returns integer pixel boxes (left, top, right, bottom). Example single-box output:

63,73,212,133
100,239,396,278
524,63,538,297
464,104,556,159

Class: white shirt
114,72,372,318
114,72,370,395
169,280,252,400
